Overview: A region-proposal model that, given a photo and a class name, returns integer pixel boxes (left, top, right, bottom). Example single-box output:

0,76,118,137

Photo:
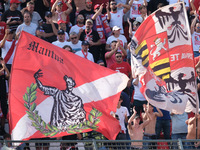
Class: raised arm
191,12,198,34
64,0,73,16
141,104,152,128
128,107,137,125
92,4,103,20
155,107,163,117
51,0,59,14
106,2,111,21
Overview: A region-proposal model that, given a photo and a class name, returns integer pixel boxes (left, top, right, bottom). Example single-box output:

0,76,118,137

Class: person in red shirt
0,13,7,41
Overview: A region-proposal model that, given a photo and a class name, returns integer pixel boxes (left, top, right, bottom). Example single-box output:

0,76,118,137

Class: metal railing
1,139,200,150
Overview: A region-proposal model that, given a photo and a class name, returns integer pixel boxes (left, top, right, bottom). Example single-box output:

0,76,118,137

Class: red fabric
4,40,16,63
0,22,6,41
194,0,200,12
9,31,127,141
110,61,131,77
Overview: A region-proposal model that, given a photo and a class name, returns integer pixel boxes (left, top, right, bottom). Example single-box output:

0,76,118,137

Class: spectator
0,12,7,41
105,40,127,68
1,133,14,150
79,0,94,20
171,112,188,149
127,16,143,38
79,19,101,63
56,19,69,41
142,103,163,149
155,109,171,140
67,32,82,53
106,26,128,52
41,11,58,43
147,0,169,15
62,45,73,52
73,0,86,15
75,40,94,62
21,1,43,26
31,0,50,21
128,106,151,149
130,0,147,20
69,14,85,36
0,58,9,135
1,0,23,31
16,10,37,36
0,28,16,71
109,0,131,34
0,0,6,13
191,12,200,57
139,4,148,20
35,26,48,41
52,29,69,48
132,76,147,116
51,0,72,24
97,59,105,66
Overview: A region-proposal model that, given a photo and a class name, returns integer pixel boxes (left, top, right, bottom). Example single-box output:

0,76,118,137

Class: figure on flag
34,69,86,128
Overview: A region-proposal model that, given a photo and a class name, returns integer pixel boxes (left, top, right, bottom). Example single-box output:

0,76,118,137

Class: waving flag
130,2,198,114
9,31,129,142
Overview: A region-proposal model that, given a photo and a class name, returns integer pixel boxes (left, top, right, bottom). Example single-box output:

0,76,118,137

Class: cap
82,41,90,46
86,19,93,25
36,26,44,31
57,20,66,25
94,4,100,10
57,29,65,34
97,59,104,64
10,0,21,3
134,114,140,119
57,1,63,5
133,16,143,25
112,26,121,31
45,11,52,17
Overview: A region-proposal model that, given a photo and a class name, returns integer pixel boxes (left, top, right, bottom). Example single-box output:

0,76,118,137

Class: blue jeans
156,120,171,139
171,133,188,149
143,134,156,149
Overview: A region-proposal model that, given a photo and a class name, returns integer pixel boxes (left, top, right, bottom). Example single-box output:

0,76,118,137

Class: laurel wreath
23,83,102,137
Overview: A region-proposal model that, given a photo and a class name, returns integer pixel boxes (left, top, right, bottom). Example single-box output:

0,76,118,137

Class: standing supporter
127,16,143,38
31,0,50,21
105,40,127,68
132,76,147,116
42,11,58,43
51,0,72,24
20,1,43,26
142,103,163,149
155,109,171,140
16,11,37,36
106,26,128,52
75,40,94,62
67,32,82,52
79,0,94,20
128,106,151,149
79,19,101,63
52,29,69,48
0,0,6,13
0,13,7,41
92,3,111,62
111,95,129,141
170,112,188,149
130,0,147,20
147,0,169,15
109,0,131,34
1,0,23,31
73,0,85,15
0,28,16,71
0,58,9,135
56,19,69,41
139,4,148,20
191,12,200,57
69,14,85,36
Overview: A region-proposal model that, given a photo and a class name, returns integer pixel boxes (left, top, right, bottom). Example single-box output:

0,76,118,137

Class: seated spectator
75,40,94,62
16,11,37,36
106,26,128,52
42,11,58,43
52,29,69,48
51,0,72,24
105,40,127,68
21,1,43,26
67,32,82,52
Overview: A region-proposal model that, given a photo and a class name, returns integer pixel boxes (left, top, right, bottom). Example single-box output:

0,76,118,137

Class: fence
1,139,200,150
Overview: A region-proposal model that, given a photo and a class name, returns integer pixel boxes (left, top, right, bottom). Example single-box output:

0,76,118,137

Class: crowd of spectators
0,0,200,149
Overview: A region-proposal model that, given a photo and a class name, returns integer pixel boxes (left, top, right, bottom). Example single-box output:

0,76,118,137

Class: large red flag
130,2,199,114
9,31,129,142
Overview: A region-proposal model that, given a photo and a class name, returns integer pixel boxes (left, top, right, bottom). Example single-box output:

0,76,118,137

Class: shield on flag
130,2,199,114
9,31,129,142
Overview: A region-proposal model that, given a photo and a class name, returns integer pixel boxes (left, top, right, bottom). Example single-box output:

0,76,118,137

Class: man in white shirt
69,14,86,35
52,29,69,48
75,40,94,62
67,32,82,53
16,11,37,36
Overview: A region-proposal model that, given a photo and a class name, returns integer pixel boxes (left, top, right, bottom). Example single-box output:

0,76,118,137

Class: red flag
130,2,199,114
9,31,129,142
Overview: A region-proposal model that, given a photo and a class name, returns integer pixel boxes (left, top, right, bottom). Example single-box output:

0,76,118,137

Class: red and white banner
130,2,199,114
9,31,129,142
